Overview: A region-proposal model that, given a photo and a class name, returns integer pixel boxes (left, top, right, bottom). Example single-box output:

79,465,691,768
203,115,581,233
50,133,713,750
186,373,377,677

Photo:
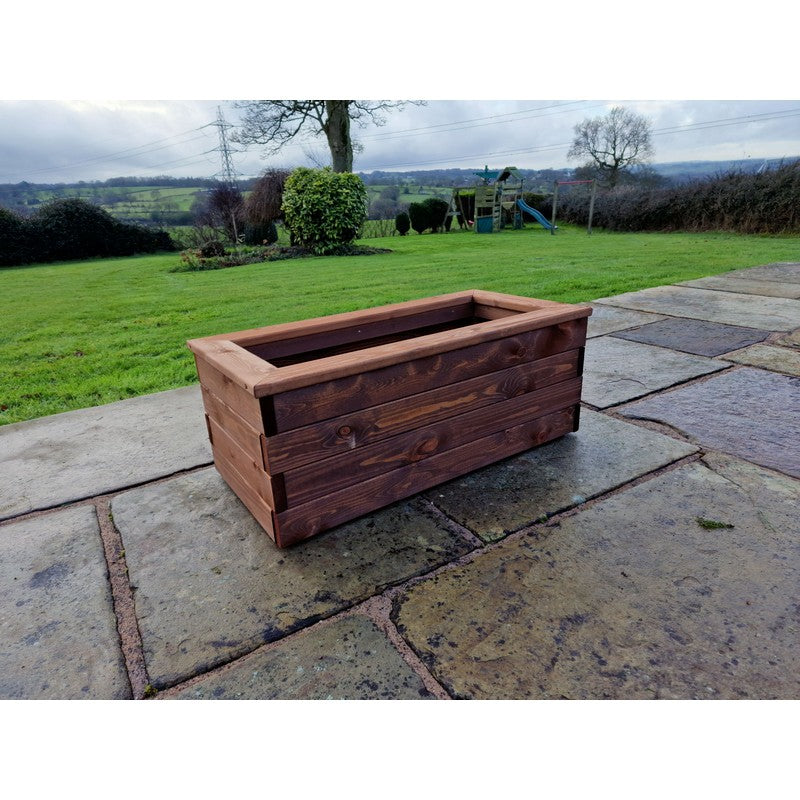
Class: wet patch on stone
581,336,727,408
112,468,472,688
611,318,771,357
593,285,800,331
721,343,800,377
620,367,800,478
396,454,800,699
426,409,696,542
0,506,130,699
171,615,434,700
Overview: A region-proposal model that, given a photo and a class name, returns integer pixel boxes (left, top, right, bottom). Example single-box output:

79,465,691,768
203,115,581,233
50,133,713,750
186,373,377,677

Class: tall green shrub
395,211,410,236
281,167,368,254
0,207,28,266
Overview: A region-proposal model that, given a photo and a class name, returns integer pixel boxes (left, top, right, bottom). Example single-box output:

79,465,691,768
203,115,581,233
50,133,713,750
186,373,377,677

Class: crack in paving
94,497,151,700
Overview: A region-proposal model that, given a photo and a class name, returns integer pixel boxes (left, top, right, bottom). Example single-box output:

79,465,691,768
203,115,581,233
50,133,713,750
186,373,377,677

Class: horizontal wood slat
270,318,587,431
252,307,590,397
265,349,581,473
196,290,476,347
282,377,582,506
273,405,577,547
201,386,266,470
193,355,266,432
245,302,475,364
207,416,285,511
213,449,276,539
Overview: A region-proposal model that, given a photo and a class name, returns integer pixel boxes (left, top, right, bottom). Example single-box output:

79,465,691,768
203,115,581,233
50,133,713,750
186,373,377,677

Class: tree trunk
324,100,353,173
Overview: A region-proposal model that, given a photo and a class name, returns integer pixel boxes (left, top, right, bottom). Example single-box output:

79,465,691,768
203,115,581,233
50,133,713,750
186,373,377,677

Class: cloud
0,99,797,184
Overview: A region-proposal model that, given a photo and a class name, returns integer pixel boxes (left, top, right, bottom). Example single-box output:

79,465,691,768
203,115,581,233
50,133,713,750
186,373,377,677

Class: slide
517,198,556,230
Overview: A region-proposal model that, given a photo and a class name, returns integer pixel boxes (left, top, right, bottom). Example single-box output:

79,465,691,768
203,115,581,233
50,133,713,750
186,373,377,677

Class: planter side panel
274,405,577,547
269,317,587,431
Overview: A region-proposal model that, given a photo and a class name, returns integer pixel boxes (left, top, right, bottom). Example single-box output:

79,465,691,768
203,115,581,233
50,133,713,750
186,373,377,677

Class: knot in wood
337,425,352,438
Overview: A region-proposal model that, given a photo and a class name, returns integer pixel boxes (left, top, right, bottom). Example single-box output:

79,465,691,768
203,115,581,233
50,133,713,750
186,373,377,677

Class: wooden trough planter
187,290,591,548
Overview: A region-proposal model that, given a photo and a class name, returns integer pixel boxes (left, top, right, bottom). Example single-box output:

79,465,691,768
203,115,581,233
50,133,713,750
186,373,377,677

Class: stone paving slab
721,343,800,376
611,318,771,357
395,453,800,699
586,305,666,338
718,262,800,284
0,506,130,699
112,468,473,688
593,285,800,331
776,328,800,349
170,615,433,700
581,336,728,408
0,386,210,521
427,409,696,542
677,275,800,299
620,368,800,479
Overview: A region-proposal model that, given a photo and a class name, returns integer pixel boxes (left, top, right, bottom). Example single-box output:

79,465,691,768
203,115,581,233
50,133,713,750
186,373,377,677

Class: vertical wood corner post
188,290,592,548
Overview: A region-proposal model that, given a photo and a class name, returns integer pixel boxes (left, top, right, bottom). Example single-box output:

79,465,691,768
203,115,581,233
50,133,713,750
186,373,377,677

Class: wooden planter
187,290,591,548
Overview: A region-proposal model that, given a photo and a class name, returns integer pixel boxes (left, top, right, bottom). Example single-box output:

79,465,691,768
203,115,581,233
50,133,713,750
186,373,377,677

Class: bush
243,220,278,245
544,160,800,234
408,201,428,234
200,240,226,257
408,197,449,234
0,207,28,266
281,167,368,255
395,211,410,236
0,198,175,267
245,168,290,226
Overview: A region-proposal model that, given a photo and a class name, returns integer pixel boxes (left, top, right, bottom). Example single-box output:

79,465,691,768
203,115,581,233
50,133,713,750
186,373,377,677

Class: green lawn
2,225,798,425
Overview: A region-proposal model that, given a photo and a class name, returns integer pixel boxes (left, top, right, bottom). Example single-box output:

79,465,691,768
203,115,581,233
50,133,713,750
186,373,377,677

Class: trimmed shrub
243,220,278,246
408,201,428,234
281,167,368,255
407,197,449,234
395,211,411,236
0,198,175,267
0,207,28,266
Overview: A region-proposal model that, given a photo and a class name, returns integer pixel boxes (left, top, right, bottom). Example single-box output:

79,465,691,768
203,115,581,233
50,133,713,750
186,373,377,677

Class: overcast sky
2,2,797,184
1,98,797,184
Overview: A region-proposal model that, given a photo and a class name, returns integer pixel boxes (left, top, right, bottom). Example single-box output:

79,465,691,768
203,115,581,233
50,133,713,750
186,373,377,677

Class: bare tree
233,100,421,173
568,106,654,188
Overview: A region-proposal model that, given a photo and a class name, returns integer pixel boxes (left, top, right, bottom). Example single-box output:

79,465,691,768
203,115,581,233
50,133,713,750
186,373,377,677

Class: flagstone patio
1,262,798,700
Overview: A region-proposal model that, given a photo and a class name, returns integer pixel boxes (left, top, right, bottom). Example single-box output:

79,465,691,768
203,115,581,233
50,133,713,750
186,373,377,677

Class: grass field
2,224,798,425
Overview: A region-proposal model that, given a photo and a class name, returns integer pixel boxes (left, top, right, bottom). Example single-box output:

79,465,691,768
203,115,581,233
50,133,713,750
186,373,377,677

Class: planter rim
187,289,592,398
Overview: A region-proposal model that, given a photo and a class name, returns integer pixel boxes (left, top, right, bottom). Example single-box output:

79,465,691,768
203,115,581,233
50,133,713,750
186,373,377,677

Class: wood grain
270,318,587,431
265,350,581,473
207,416,286,510
252,307,591,396
193,354,266,432
273,405,576,547
281,377,582,506
212,449,277,540
244,302,475,364
201,386,266,471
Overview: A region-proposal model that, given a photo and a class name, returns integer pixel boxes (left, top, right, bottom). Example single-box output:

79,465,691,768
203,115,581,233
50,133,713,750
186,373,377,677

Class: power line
0,125,215,182
361,101,593,141
363,107,800,171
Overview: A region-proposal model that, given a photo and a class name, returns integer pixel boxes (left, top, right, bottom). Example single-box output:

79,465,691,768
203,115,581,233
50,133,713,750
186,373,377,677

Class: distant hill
2,158,796,225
